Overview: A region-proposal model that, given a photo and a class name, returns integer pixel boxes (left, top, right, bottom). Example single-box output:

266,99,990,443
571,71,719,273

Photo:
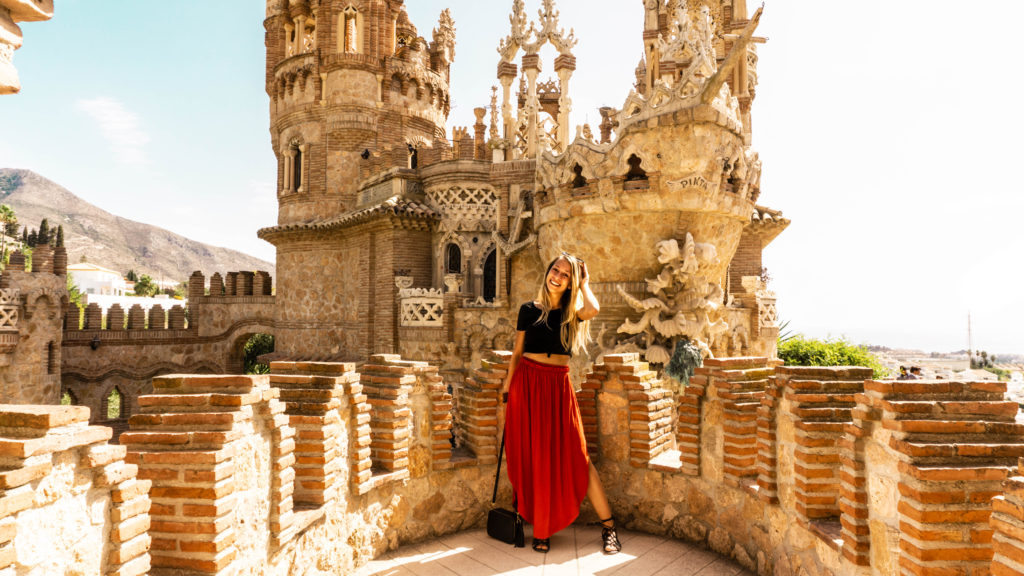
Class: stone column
294,16,306,54
473,107,487,160
497,62,518,147
554,54,576,151
283,22,294,57
297,144,308,192
521,54,541,158
285,148,296,193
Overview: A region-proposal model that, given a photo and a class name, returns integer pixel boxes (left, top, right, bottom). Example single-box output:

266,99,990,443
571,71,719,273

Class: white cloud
76,97,150,165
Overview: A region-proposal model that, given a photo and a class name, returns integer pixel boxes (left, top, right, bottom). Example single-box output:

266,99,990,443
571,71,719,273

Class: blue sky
2,1,1021,355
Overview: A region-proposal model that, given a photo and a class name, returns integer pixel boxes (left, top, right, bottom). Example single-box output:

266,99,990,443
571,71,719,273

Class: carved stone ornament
0,288,20,356
443,273,463,293
395,276,414,291
615,234,728,362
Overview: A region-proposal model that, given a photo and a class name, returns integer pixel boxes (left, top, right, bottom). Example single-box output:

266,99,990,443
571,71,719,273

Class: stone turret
264,0,455,223
260,0,454,361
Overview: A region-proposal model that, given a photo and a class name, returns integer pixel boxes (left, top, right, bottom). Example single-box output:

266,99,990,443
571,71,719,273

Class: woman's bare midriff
522,352,572,366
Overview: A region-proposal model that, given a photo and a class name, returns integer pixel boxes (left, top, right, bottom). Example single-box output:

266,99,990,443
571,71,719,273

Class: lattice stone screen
400,288,444,327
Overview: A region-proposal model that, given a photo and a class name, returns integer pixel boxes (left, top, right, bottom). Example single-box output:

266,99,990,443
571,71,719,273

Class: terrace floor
354,525,754,576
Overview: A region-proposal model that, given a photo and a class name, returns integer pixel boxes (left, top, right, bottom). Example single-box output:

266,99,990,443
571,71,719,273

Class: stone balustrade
10,356,1024,574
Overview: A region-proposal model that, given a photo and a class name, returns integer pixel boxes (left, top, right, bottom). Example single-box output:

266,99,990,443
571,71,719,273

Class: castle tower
533,2,786,359
259,0,457,360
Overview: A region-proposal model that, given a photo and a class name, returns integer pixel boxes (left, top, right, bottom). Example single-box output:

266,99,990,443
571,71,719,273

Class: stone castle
7,1,1024,576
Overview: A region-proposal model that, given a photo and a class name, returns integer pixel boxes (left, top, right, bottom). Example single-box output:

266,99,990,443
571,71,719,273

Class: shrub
243,333,274,374
778,336,888,379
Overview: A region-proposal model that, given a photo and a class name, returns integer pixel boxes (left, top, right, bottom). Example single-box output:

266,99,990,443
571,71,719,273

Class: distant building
67,262,127,296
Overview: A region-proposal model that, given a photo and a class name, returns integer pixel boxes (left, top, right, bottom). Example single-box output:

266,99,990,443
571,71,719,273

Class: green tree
778,336,888,379
38,219,49,245
132,274,157,297
67,274,85,309
27,228,36,248
242,334,274,374
0,205,14,266
125,269,138,282
20,227,27,246
54,225,64,247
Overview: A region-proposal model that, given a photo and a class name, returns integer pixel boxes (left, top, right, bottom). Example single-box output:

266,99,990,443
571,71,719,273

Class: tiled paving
354,526,754,576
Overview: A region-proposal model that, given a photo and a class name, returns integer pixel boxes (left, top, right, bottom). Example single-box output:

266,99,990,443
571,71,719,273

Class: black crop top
516,301,572,357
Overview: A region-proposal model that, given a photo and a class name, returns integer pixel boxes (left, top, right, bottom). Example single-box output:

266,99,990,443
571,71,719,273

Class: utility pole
967,312,974,368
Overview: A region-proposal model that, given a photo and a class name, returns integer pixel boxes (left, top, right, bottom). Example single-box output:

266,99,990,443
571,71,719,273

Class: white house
67,262,128,296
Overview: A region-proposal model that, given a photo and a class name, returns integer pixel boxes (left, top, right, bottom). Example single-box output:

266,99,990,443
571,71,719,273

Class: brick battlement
10,359,1024,575
0,404,149,575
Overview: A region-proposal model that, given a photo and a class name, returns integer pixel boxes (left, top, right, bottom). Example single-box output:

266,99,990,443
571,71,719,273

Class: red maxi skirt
504,357,590,539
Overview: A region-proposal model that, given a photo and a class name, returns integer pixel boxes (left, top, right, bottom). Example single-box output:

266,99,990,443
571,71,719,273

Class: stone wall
0,263,69,406
115,355,495,575
0,404,150,575
60,270,275,432
586,356,1024,576
12,356,1024,574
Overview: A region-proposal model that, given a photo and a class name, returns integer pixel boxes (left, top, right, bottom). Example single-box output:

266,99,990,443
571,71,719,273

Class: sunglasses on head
561,251,584,264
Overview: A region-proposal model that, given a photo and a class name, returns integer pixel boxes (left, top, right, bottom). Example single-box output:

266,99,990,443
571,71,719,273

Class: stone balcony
5,355,1024,575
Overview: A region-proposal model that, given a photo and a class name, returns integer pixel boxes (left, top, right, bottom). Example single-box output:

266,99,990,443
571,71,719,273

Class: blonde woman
501,252,621,554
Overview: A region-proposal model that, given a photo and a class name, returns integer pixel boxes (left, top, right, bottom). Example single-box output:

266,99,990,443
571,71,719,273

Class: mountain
0,169,274,283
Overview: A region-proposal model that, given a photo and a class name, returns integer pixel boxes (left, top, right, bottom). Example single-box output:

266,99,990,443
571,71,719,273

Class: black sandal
532,537,550,553
591,517,621,554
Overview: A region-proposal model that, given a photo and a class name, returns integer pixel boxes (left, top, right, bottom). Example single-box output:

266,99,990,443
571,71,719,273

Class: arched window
625,154,648,182
483,250,497,302
340,7,362,54
46,341,56,374
292,145,303,191
445,244,462,274
408,144,418,169
571,164,587,188
105,388,124,420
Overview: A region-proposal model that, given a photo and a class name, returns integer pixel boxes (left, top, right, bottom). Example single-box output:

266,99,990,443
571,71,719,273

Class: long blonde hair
534,253,592,355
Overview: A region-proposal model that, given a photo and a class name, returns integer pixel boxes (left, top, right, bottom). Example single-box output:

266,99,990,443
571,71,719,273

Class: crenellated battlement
0,248,70,406
8,356,1024,575
59,270,276,430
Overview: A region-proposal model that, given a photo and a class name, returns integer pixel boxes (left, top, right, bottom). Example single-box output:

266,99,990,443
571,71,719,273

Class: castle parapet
193,270,274,300
121,374,295,571
0,404,150,575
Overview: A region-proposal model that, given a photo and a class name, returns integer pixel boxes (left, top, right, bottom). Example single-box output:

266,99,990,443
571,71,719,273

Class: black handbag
486,430,525,547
